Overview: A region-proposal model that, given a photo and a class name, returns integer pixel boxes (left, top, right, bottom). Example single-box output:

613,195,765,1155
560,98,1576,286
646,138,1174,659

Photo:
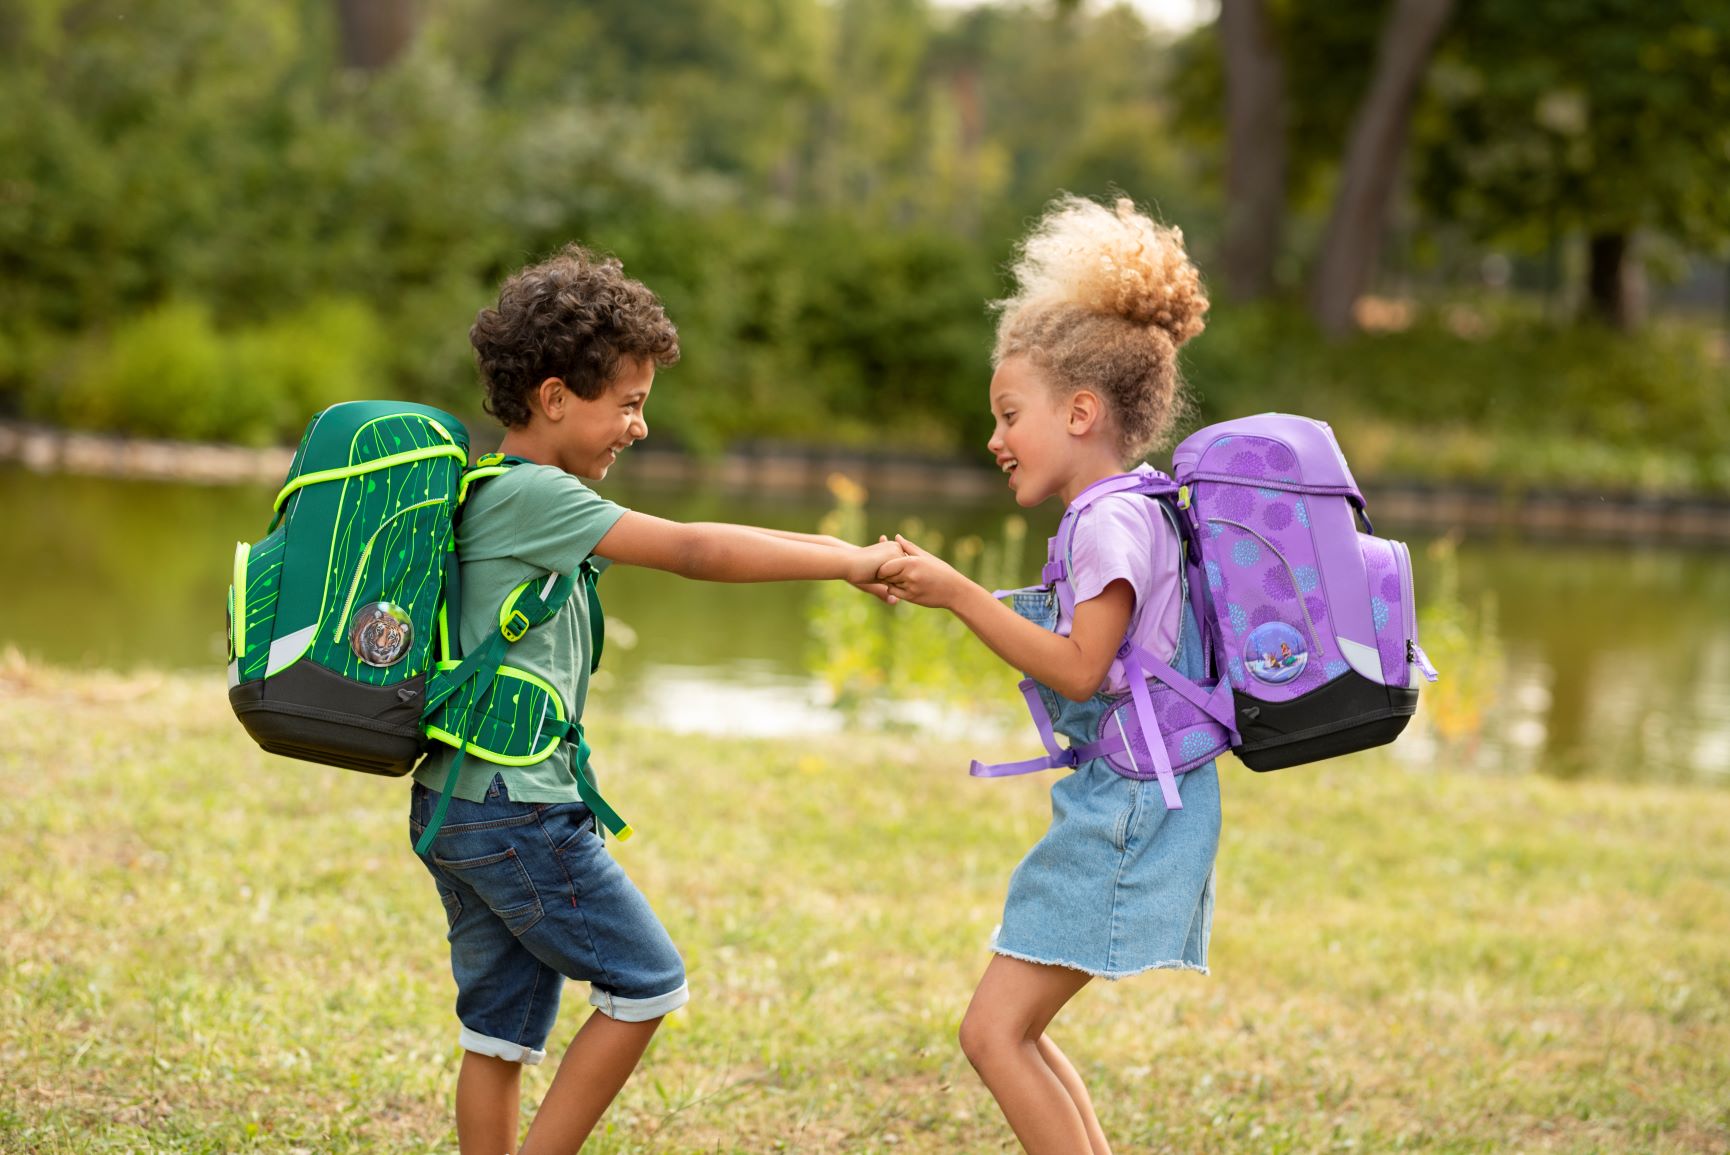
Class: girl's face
986,356,1079,508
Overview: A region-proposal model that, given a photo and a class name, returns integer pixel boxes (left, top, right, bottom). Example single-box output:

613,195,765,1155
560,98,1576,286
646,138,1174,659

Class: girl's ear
1066,389,1103,435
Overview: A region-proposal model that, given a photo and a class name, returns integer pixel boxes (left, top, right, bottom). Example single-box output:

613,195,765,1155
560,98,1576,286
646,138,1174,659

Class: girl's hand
876,535,970,609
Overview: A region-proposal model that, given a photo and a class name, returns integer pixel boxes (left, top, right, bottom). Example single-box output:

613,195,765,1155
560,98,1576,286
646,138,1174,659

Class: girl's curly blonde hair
993,195,1208,463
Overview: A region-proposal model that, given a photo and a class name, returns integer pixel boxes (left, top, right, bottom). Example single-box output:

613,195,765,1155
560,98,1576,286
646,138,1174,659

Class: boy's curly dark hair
470,243,681,428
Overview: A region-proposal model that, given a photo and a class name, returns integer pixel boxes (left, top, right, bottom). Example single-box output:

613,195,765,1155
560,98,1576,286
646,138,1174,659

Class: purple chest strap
969,640,1236,810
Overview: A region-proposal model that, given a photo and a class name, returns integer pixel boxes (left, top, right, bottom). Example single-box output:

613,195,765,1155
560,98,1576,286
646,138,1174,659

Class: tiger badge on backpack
227,400,632,851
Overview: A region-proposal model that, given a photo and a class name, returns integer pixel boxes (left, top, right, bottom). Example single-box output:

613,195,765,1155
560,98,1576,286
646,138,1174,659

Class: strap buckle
501,609,531,642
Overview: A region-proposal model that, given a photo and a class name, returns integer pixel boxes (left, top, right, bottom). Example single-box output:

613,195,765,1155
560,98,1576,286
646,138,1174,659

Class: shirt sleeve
509,466,629,577
1067,495,1175,627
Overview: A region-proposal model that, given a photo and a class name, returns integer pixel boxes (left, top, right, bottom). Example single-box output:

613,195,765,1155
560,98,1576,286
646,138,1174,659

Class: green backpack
226,400,630,852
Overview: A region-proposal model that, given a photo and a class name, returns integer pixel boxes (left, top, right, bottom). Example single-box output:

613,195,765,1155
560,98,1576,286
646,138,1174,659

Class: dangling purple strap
1119,641,1239,741
968,673,1191,811
1412,641,1439,682
968,680,1133,779
1120,644,1184,809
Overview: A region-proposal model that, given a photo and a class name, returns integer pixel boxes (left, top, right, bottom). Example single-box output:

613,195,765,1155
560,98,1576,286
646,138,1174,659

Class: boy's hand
876,535,968,609
851,539,906,589
844,535,898,602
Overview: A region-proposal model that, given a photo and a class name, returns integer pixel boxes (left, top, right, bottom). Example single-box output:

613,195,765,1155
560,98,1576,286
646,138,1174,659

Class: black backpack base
230,659,426,777
1233,672,1419,772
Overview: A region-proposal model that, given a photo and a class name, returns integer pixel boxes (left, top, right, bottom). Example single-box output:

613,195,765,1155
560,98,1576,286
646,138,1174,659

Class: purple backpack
975,413,1437,806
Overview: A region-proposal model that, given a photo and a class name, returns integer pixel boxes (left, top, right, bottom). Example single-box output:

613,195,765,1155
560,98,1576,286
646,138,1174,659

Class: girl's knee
958,1009,1013,1070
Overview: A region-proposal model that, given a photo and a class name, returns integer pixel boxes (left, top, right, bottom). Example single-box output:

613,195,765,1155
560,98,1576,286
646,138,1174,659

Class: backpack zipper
232,541,251,659
1208,517,1326,660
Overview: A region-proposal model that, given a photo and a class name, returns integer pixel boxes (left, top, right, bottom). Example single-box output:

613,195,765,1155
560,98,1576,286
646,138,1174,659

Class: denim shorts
408,775,688,1065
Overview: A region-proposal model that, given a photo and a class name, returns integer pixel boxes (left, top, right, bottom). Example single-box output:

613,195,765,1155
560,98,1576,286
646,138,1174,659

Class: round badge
350,601,414,667
1243,620,1308,685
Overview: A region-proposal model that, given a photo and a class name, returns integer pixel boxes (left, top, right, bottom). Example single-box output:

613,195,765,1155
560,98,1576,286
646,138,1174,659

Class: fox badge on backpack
975,412,1439,801
226,400,629,852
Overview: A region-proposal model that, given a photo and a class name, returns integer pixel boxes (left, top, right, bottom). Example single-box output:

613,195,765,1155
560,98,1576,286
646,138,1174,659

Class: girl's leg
456,1051,523,1155
959,954,1109,1155
1036,1034,1113,1155
518,1011,662,1155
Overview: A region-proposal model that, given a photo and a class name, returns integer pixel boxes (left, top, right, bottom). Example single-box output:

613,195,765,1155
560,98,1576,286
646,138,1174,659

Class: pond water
2,464,1726,789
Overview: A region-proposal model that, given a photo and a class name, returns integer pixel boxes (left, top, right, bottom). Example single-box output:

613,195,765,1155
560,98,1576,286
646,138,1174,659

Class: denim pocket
436,883,463,929
433,846,545,936
542,802,597,855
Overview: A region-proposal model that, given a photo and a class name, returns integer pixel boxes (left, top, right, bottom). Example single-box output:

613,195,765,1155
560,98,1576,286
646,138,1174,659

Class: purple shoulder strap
1045,472,1179,624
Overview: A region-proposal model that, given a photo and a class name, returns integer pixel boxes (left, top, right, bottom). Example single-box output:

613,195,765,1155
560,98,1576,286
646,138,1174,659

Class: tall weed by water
1412,532,1504,757
807,474,1026,721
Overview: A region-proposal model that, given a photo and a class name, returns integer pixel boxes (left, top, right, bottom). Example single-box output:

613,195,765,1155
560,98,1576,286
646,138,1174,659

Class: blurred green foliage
1,0,1727,495
1183,300,1730,494
1,0,1169,449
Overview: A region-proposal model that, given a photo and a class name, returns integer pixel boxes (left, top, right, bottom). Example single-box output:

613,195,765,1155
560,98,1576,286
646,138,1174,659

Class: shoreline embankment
5,419,1729,544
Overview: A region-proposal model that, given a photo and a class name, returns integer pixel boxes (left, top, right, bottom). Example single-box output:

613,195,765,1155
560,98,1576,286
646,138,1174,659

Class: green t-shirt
413,463,627,803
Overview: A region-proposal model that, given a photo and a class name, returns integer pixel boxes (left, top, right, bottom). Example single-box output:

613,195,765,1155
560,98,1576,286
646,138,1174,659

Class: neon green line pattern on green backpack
237,531,287,682
291,415,464,687
423,663,567,765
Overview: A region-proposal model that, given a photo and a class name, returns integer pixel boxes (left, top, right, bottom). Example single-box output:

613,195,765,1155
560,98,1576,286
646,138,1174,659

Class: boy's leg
958,954,1104,1155
518,1010,662,1155
456,1051,524,1155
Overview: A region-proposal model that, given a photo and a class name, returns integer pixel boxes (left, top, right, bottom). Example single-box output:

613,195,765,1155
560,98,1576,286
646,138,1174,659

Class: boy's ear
533,377,568,421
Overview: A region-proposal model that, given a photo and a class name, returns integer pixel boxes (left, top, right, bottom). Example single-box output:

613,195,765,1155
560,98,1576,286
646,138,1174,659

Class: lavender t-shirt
1054,468,1183,694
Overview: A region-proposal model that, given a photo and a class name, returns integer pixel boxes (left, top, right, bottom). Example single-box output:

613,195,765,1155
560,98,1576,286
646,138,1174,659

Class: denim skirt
994,755,1220,978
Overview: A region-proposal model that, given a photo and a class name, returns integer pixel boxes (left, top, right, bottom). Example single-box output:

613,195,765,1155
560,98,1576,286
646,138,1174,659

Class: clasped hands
848,534,965,609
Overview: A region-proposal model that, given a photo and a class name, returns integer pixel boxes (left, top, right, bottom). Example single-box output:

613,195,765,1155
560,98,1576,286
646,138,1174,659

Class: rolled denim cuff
588,980,689,1023
458,1026,547,1066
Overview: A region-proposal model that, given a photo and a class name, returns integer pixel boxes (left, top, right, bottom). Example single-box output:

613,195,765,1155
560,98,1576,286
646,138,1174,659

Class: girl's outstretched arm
594,511,900,585
878,535,1132,702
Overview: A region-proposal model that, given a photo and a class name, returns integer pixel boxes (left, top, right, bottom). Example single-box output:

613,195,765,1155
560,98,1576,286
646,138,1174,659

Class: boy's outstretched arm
595,512,900,585
878,535,1133,702
714,524,894,600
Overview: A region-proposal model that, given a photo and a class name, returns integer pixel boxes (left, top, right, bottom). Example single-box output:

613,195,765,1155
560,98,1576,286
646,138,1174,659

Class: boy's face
547,358,654,480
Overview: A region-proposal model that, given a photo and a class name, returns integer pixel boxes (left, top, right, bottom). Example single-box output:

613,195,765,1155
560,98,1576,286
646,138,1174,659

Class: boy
409,243,896,1154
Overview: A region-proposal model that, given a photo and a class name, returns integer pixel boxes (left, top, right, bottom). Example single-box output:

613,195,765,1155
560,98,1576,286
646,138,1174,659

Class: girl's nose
633,413,649,441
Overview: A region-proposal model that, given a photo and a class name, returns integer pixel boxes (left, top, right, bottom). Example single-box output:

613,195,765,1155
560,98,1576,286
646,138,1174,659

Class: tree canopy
1,0,1725,494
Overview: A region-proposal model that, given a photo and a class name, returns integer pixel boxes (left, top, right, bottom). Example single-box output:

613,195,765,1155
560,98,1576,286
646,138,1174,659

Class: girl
877,195,1216,1155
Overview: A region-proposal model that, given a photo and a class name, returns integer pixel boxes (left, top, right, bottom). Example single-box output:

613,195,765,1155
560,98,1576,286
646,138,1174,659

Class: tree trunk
1309,0,1455,336
1586,231,1645,331
1219,0,1286,301
335,0,419,73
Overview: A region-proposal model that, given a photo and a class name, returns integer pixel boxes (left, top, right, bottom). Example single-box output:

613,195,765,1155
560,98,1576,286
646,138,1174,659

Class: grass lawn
2,657,1727,1154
